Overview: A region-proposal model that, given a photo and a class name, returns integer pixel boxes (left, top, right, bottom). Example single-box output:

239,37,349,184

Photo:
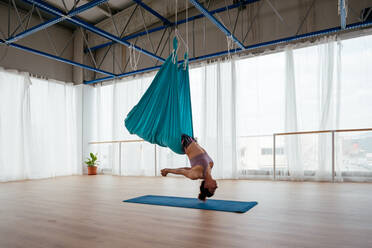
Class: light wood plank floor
0,176,371,248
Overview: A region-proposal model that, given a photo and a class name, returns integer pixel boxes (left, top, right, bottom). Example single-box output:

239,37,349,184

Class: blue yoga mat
123,195,258,213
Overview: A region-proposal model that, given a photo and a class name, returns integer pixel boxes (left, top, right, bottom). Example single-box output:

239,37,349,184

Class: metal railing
89,139,157,176
273,128,372,182
89,128,372,181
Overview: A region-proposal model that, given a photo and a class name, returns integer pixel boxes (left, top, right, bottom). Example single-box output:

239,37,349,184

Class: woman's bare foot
161,169,168,177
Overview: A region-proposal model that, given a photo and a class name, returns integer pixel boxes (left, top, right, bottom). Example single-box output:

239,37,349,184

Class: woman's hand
160,169,168,177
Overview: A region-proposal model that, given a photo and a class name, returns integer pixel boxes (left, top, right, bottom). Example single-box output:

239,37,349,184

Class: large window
86,33,372,181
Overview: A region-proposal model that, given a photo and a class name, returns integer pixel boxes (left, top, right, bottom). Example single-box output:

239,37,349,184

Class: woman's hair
198,180,214,201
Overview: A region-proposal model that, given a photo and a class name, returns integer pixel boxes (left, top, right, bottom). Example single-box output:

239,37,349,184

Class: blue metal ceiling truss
6,0,108,43
189,0,245,49
132,0,172,26
21,0,165,62
0,39,116,77
1,0,371,84
1,0,163,77
84,19,372,84
87,0,259,52
2,0,114,77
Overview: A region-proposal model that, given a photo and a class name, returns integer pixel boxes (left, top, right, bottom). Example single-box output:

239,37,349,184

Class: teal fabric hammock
125,38,193,154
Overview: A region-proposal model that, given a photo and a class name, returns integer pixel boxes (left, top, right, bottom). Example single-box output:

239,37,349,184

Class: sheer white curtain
234,38,342,181
112,77,155,176
283,38,341,181
0,69,80,182
86,34,372,181
0,69,31,181
235,52,286,178
29,78,80,178
284,49,304,180
86,59,238,179
86,76,156,176
195,60,237,179
317,40,338,180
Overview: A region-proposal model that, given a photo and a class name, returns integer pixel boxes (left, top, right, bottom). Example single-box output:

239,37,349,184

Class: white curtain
235,52,286,178
112,78,155,176
86,59,238,179
283,38,341,181
284,49,304,180
0,69,80,182
2,36,371,182
86,76,156,176
190,60,237,179
0,69,31,181
29,78,80,178
317,40,337,180
86,34,372,182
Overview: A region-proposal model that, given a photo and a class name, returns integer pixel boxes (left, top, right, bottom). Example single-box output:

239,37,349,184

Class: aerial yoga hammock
125,37,193,154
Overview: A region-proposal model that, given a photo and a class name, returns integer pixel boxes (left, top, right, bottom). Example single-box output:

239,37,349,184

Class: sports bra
189,153,213,178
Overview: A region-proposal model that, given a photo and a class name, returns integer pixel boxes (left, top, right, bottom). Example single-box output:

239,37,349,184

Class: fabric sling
125,38,193,154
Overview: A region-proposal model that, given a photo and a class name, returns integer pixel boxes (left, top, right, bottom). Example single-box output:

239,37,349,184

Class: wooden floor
0,176,371,248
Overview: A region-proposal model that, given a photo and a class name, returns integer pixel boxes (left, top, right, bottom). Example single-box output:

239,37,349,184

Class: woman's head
198,180,217,201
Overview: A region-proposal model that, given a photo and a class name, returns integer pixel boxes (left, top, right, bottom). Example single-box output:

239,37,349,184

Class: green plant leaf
85,152,99,167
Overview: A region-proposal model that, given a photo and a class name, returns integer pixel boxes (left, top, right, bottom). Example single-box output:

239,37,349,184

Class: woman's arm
161,166,203,180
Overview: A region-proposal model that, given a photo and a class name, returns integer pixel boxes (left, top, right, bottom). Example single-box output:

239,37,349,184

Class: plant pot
87,166,97,175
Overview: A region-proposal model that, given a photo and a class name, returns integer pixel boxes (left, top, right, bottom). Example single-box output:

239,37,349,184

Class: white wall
0,3,74,82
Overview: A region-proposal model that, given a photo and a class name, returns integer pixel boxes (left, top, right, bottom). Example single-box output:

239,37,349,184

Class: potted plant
85,152,99,175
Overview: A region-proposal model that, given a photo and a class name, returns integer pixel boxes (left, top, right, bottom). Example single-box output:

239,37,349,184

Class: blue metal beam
0,39,115,76
85,65,162,84
22,0,165,63
340,0,347,29
87,0,259,53
132,0,172,26
7,0,108,44
188,0,245,50
84,19,372,84
84,75,117,84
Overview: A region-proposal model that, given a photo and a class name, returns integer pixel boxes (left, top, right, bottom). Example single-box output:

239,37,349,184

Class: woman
161,134,218,201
